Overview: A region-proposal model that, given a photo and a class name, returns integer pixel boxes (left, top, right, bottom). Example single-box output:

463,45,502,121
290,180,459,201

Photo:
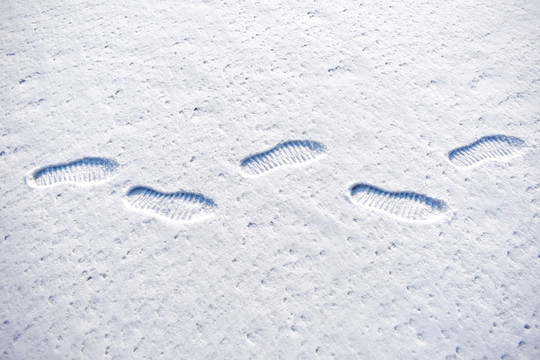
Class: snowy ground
1,0,539,358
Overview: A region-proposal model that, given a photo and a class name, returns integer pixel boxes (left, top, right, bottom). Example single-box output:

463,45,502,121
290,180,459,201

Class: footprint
449,135,525,167
27,157,119,187
350,184,447,222
240,140,326,176
124,186,216,222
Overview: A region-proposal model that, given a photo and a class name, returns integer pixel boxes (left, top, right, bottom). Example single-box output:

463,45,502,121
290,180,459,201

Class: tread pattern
240,140,325,176
125,186,216,222
350,184,447,221
449,135,525,167
28,157,119,187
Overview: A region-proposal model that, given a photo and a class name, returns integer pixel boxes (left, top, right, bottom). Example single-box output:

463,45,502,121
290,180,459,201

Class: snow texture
1,0,539,359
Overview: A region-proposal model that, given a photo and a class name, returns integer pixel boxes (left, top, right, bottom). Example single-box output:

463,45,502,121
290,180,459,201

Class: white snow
1,0,539,358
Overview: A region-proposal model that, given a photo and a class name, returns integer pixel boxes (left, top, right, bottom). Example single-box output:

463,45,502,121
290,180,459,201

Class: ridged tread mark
350,184,447,222
449,135,525,167
125,186,216,222
27,157,119,187
240,140,326,176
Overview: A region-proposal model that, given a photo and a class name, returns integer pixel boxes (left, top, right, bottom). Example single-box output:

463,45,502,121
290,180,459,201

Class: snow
1,0,539,358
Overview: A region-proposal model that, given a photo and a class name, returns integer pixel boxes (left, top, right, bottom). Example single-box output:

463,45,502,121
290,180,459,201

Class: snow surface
1,0,539,358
